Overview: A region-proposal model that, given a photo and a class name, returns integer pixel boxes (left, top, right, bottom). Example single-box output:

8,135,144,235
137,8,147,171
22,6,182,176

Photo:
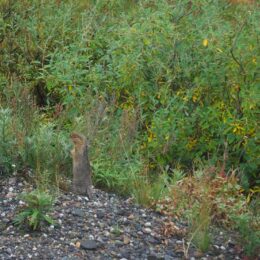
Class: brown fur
70,133,93,198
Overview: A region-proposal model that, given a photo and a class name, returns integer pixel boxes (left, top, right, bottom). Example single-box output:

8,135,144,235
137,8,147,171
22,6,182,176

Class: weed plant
13,190,55,231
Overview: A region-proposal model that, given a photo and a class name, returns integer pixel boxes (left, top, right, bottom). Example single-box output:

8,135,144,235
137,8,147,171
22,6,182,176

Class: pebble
72,208,85,217
143,228,152,234
6,192,16,198
80,240,99,250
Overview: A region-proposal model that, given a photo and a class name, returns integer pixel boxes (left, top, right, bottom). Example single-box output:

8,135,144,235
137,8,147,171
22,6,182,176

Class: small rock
128,214,135,220
228,239,235,247
96,210,105,219
75,241,81,248
72,209,84,217
83,196,89,201
147,254,164,260
164,256,175,260
145,222,152,227
88,235,94,240
8,178,17,185
147,237,160,244
123,235,130,244
220,245,226,250
115,240,124,246
143,228,152,234
104,231,110,237
6,192,16,198
80,240,99,250
217,254,225,260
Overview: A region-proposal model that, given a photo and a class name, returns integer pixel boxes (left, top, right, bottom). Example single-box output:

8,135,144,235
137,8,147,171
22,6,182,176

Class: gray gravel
0,175,248,259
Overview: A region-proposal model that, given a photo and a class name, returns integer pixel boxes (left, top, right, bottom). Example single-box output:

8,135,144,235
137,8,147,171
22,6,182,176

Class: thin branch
230,19,247,80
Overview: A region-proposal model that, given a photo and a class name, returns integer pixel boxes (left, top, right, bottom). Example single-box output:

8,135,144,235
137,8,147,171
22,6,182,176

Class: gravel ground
0,176,251,260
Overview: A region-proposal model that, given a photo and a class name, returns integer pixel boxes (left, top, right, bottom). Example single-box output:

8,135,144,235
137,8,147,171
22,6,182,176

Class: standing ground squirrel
70,132,93,199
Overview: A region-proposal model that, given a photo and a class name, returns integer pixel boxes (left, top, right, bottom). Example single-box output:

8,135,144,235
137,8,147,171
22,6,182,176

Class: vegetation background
0,0,259,256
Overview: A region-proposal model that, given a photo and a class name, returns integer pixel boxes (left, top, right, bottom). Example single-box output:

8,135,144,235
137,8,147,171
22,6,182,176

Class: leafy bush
0,108,17,175
156,169,248,225
1,0,259,187
0,104,71,186
13,190,55,231
233,214,260,257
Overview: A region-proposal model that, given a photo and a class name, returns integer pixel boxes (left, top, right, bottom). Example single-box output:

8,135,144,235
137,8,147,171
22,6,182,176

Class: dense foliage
0,0,259,255
0,0,259,187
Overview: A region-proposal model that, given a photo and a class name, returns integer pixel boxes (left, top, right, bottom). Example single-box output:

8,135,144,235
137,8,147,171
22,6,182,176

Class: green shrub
0,108,17,175
233,214,260,257
1,0,259,187
188,197,212,253
13,189,55,231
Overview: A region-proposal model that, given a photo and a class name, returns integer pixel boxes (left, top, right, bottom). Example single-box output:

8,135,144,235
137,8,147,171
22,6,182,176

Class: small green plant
233,214,260,257
13,190,55,231
189,201,212,253
111,224,122,236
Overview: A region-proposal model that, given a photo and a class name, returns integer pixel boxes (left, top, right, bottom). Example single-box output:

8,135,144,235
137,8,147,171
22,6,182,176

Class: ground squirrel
70,133,93,199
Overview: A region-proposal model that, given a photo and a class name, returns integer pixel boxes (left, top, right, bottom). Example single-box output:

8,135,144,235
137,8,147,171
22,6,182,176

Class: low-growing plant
111,224,122,237
156,169,248,224
13,190,55,231
23,122,71,185
188,199,212,253
233,213,260,257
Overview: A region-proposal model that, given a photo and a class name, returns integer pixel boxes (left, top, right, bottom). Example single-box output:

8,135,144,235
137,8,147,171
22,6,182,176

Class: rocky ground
0,175,251,260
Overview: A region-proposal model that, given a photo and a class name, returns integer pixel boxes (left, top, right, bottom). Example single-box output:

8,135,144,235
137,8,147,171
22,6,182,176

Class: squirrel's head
70,132,86,146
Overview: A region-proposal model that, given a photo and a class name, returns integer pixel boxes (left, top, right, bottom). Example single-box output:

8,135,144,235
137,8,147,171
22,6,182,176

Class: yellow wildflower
192,95,198,102
203,39,208,47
